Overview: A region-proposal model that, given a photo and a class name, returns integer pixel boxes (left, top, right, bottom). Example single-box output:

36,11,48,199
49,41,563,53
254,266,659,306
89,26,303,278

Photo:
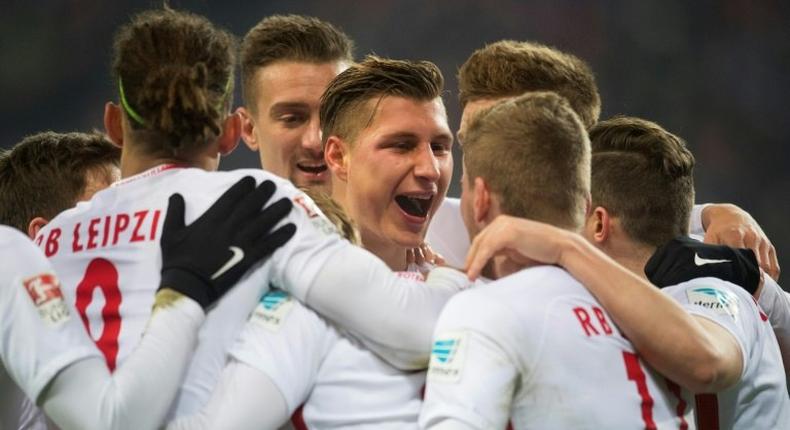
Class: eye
431,141,450,156
277,113,308,128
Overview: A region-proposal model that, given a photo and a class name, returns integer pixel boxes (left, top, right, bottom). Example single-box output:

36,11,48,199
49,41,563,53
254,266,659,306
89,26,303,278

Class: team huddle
1,7,788,430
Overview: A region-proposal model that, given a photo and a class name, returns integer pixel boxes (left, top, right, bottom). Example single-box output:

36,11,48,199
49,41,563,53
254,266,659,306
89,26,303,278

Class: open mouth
395,194,434,218
296,162,328,175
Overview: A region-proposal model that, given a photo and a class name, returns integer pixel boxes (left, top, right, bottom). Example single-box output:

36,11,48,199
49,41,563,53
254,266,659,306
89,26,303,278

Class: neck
360,233,409,271
119,142,218,178
604,238,654,280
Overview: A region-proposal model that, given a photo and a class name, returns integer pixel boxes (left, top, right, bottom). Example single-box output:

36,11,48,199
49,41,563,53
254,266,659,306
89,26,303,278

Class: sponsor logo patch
686,286,739,319
23,273,70,327
293,194,339,237
428,331,468,383
250,289,294,331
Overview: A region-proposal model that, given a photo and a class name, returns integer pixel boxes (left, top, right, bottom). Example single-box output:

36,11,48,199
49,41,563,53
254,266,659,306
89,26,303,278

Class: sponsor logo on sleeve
250,289,294,331
686,286,739,319
428,331,468,383
293,194,338,237
23,273,70,327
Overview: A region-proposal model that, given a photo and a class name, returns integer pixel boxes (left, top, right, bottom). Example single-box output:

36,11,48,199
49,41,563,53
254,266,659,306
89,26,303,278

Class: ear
325,136,349,181
237,107,258,151
472,176,491,227
27,217,49,240
587,206,612,245
217,112,241,155
104,102,124,147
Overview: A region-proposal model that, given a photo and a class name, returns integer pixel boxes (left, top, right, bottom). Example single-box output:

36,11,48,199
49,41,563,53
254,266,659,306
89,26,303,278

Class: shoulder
0,226,50,275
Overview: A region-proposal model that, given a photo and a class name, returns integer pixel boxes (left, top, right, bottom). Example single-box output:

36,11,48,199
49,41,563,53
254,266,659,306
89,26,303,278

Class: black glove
645,236,760,294
159,176,297,309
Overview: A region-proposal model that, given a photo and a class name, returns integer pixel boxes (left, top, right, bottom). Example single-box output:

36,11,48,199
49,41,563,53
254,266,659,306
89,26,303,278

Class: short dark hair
0,131,120,232
320,55,444,146
458,40,601,129
590,116,695,248
241,15,354,108
463,92,591,231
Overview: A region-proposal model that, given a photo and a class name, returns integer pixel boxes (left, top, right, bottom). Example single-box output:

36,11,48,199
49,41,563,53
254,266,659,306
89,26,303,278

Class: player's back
423,265,692,429
35,164,337,418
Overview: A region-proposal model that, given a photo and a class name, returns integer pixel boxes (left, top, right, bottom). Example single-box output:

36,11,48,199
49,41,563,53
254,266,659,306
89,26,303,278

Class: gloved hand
159,176,296,309
645,236,761,295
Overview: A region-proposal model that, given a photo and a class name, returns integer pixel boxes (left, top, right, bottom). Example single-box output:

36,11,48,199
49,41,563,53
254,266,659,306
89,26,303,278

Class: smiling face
241,60,347,192
335,96,453,250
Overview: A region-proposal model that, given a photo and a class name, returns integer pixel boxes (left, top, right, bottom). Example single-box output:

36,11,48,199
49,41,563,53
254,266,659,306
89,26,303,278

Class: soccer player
455,116,789,428
420,93,692,429
36,7,466,422
580,117,787,427
168,55,457,430
0,175,295,430
238,14,354,194
0,131,120,238
428,40,780,279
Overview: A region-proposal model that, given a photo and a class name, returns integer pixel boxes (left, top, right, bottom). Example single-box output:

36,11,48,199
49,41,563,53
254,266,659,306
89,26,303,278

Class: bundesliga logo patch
250,289,294,332
428,331,468,383
293,194,339,237
23,273,70,327
686,286,739,320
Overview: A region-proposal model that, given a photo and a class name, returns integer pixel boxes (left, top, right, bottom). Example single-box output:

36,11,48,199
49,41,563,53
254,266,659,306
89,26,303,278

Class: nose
414,144,441,183
301,116,323,155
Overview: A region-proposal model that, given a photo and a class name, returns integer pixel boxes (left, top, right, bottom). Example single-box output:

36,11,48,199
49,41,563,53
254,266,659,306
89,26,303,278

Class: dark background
2,0,788,277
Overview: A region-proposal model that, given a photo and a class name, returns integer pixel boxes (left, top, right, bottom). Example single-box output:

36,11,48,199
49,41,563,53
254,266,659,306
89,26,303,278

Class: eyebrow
268,102,310,118
380,131,453,143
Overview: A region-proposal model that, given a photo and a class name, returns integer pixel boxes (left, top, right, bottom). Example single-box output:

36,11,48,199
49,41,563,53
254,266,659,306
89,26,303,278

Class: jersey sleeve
0,227,100,402
266,187,470,369
420,290,522,430
661,278,755,378
228,289,337,415
757,277,790,376
164,359,290,430
689,203,709,237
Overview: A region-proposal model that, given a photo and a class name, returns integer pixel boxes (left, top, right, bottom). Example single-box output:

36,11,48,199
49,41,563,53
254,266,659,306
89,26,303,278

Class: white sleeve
661,279,752,376
165,359,289,430
689,203,709,236
299,247,469,370
420,292,520,430
228,290,337,414
0,232,100,404
40,297,205,430
267,190,469,369
757,277,790,376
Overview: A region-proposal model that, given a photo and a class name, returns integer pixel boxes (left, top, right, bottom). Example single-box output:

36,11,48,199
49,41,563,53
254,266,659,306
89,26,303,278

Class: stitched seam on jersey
519,293,564,390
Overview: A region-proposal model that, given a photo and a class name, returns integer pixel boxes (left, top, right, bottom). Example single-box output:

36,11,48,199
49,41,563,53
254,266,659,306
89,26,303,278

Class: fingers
163,193,186,234
767,245,780,281
250,223,297,261
228,180,277,227
202,176,257,223
465,232,496,281
240,198,293,240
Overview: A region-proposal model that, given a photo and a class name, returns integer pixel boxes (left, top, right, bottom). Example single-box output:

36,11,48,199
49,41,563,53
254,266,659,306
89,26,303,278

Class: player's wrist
159,268,214,310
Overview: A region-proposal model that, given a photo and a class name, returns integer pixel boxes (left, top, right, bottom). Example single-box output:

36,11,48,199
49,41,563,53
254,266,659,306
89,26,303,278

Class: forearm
558,234,739,392
166,359,289,430
303,246,468,370
41,293,204,430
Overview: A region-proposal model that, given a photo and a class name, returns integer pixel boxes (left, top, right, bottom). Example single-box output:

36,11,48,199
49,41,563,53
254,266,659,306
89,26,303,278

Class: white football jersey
663,277,790,429
425,198,469,269
232,271,428,429
35,164,345,418
421,265,693,429
0,226,99,428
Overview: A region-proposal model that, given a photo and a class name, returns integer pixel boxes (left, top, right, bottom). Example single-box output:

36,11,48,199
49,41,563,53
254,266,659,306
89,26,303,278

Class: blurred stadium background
1,0,788,279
